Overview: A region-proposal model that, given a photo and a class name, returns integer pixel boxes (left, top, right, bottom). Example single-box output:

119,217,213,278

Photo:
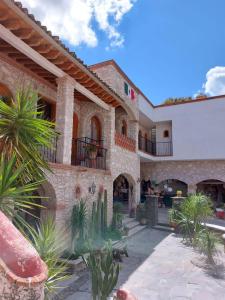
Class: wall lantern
89,182,96,195
137,178,141,183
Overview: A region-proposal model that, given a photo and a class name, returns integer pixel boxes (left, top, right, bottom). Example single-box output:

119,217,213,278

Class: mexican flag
124,82,135,100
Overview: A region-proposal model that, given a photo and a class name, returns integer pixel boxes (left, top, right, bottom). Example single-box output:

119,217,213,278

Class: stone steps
153,224,174,233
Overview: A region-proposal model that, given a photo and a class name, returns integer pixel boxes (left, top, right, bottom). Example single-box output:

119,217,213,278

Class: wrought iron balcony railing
138,135,173,156
39,136,57,163
71,137,107,170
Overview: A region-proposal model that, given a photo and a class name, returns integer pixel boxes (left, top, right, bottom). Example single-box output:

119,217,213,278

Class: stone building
1,0,225,238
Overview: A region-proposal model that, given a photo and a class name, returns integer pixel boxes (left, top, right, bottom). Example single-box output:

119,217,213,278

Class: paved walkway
65,229,225,300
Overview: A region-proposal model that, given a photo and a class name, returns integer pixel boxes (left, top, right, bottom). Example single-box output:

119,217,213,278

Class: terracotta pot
88,150,97,160
216,209,225,219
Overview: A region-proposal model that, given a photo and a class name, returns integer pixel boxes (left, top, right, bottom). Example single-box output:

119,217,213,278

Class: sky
20,0,225,105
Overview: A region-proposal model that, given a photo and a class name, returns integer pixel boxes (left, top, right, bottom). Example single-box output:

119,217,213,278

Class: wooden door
71,113,79,162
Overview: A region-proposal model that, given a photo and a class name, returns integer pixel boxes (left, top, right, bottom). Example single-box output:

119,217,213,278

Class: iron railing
138,135,172,156
71,137,107,170
39,136,57,163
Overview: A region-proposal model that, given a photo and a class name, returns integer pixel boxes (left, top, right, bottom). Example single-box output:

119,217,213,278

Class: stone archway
113,173,136,214
24,181,57,229
196,179,225,209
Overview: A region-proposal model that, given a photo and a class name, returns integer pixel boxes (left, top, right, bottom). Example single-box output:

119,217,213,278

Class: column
188,184,197,194
145,195,159,227
55,76,74,164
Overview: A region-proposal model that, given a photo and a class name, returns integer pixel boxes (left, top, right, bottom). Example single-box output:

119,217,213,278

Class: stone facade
141,160,225,193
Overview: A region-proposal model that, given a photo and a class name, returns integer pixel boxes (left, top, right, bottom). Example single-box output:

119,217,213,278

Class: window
163,130,169,138
0,83,12,104
91,116,101,142
121,120,127,136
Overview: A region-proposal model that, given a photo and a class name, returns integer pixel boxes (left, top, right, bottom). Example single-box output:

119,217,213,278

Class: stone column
188,184,197,195
56,76,74,164
145,195,158,227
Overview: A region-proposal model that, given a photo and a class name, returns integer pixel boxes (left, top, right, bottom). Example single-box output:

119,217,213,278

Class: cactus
91,201,97,239
83,243,120,300
103,191,108,235
97,192,102,237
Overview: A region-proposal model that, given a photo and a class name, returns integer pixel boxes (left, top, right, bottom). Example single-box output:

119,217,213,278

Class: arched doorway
113,174,136,214
71,113,79,163
22,181,57,230
91,116,101,142
197,179,225,209
157,179,188,225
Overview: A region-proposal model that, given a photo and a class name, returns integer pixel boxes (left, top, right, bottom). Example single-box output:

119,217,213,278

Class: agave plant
28,216,69,298
83,241,120,300
0,85,57,182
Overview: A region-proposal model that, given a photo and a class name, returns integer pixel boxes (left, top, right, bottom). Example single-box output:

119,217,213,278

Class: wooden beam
12,28,34,39
0,24,64,77
25,37,43,47
33,44,53,54
75,81,109,111
2,19,20,30
43,50,61,60
0,10,9,21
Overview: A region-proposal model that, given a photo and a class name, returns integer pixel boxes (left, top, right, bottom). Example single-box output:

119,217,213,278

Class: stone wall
0,55,56,101
141,160,225,193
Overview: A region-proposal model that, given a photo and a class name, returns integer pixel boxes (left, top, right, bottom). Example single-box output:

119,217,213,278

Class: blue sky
74,0,225,104
22,0,225,105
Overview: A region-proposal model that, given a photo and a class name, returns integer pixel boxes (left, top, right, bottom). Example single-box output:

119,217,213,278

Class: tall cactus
96,192,102,237
103,190,108,236
91,201,97,239
83,243,120,300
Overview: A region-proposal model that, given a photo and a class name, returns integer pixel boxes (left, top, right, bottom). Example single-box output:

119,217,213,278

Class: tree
163,97,192,105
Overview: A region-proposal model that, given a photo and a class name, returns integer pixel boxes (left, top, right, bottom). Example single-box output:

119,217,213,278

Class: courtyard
56,228,225,300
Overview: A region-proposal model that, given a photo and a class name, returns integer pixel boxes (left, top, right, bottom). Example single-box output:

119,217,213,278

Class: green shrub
196,229,220,264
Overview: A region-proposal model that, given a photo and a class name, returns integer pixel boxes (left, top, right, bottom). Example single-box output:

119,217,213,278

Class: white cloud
20,0,136,48
203,66,225,96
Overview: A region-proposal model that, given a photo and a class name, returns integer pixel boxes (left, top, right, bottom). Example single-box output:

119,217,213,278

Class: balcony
71,137,107,170
39,136,57,163
138,135,172,156
115,132,136,152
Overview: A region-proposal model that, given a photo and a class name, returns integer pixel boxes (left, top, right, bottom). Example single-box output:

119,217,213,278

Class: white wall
139,95,225,160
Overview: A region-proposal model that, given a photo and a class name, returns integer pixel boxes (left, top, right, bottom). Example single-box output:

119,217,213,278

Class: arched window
163,130,169,138
91,116,101,142
121,120,127,136
0,83,12,104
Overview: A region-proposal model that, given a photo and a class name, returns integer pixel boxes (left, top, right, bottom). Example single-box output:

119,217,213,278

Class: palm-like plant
196,229,220,264
0,154,42,223
29,216,69,298
0,86,57,181
177,194,213,244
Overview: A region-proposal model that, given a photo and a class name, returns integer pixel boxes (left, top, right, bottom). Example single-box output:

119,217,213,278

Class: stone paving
65,229,225,300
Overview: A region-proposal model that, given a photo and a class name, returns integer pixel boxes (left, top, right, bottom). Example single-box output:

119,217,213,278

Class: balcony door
71,113,79,163
91,116,101,144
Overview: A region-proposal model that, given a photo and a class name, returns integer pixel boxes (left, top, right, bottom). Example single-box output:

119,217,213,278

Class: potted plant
215,204,225,219
86,143,98,159
176,190,182,197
